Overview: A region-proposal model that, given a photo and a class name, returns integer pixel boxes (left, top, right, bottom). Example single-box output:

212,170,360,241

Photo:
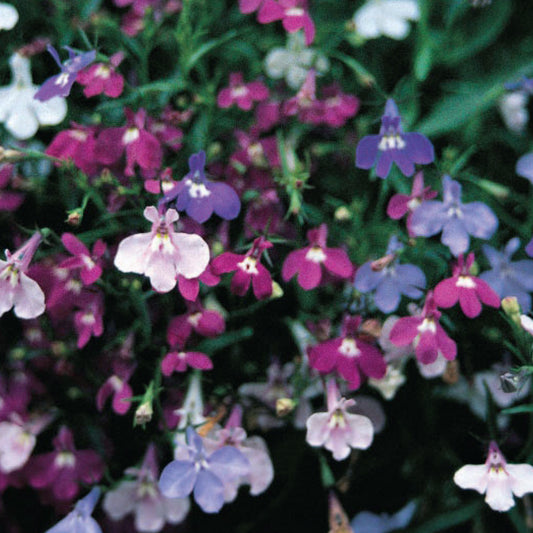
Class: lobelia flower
321,84,360,128
282,69,323,125
161,347,213,375
113,206,210,293
306,379,373,461
0,3,18,30
34,45,96,102
59,233,106,286
160,151,241,224
308,315,387,390
453,441,533,512
96,360,135,416
434,253,501,318
0,232,46,319
176,263,221,301
351,500,417,533
159,426,250,513
354,235,426,313
0,53,67,139
76,51,125,98
480,238,533,313
95,108,162,178
353,0,420,40
211,236,274,299
410,175,498,256
26,426,104,501
103,445,190,532
74,292,105,348
217,72,269,111
386,171,437,236
389,291,457,365
232,128,280,169
0,164,24,212
516,151,533,184
499,91,529,134
355,99,434,179
282,223,353,290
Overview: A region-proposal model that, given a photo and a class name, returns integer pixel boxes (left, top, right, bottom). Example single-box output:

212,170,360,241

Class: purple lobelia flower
356,99,434,179
516,151,533,184
159,426,250,514
161,151,241,224
480,238,533,313
354,235,426,313
34,45,96,102
410,175,498,256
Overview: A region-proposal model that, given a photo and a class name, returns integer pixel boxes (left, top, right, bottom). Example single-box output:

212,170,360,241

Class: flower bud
502,296,521,325
276,398,295,417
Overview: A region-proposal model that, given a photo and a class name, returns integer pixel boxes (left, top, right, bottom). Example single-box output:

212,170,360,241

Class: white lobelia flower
0,3,18,30
0,53,67,140
454,442,533,512
264,33,329,90
353,0,420,40
499,91,529,134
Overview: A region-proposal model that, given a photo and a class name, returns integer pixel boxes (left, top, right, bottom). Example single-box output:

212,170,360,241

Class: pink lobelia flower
176,263,221,301
282,69,323,125
306,379,373,460
95,108,162,177
161,348,213,375
389,291,457,365
308,316,387,390
217,72,269,111
59,233,106,285
258,0,315,45
74,292,104,349
96,359,135,416
0,232,45,319
282,223,353,290
386,171,437,236
76,52,125,98
321,84,360,127
211,236,274,299
434,253,501,318
114,206,210,293
0,164,24,212
26,426,104,501
454,442,533,512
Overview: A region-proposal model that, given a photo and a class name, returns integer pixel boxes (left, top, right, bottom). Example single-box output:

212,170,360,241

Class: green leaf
405,501,483,533
501,405,533,416
414,43,433,82
185,29,240,73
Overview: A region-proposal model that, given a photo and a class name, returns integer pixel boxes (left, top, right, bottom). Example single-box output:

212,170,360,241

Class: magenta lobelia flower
211,236,274,299
283,69,323,124
161,348,213,375
176,263,221,301
282,223,353,290
217,72,269,111
96,359,135,416
434,253,501,318
34,45,96,102
114,206,210,293
26,426,104,501
167,302,225,347
95,108,162,177
76,51,125,98
321,83,360,127
454,442,533,512
232,128,280,169
103,444,190,532
74,292,105,348
386,171,437,236
306,379,373,460
0,164,24,212
389,291,457,365
308,315,387,390
356,99,434,179
0,232,45,319
59,233,106,286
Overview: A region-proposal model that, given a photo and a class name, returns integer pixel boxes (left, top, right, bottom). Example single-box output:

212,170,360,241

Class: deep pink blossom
167,303,225,347
283,69,323,124
74,292,104,348
176,263,221,301
161,350,213,375
258,0,315,45
433,253,501,318
321,84,360,127
0,164,24,211
145,166,180,195
211,236,274,299
217,72,269,111
96,359,135,416
389,291,457,365
76,52,125,98
282,224,353,289
59,233,106,285
232,128,280,169
308,316,387,390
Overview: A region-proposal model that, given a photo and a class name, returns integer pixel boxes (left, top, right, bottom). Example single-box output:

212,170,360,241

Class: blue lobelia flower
410,175,498,257
160,150,241,223
34,45,96,102
355,99,434,179
479,238,533,313
45,487,102,533
159,426,250,513
354,235,426,313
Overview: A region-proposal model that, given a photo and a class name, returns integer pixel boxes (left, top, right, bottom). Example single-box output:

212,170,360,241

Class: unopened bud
502,296,521,325
334,206,351,221
276,398,295,417
66,209,82,226
134,401,153,426
270,281,284,299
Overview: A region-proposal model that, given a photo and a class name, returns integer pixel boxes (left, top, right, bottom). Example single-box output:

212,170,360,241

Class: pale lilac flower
354,235,426,313
356,99,434,178
0,3,18,30
103,445,190,532
306,379,373,460
499,91,529,134
410,175,498,256
159,426,250,513
351,500,417,533
454,442,533,512
0,233,45,319
114,206,210,293
34,45,96,101
45,487,102,533
517,152,533,184
0,53,67,139
353,0,420,40
368,364,406,400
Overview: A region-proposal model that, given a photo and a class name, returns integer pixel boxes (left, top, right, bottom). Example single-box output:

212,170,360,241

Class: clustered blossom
217,72,269,111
